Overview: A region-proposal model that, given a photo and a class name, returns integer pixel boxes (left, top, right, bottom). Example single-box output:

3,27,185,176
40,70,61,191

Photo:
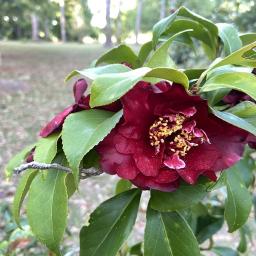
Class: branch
14,161,103,179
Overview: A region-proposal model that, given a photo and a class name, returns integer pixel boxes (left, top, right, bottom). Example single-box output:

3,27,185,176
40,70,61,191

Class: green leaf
138,41,152,65
90,67,189,107
95,44,139,68
27,155,68,255
65,64,130,81
150,184,207,212
65,173,76,199
12,170,38,228
201,72,256,101
129,242,143,256
146,29,192,68
184,69,205,81
144,207,200,256
210,41,256,69
195,215,224,243
115,179,132,195
240,33,256,46
80,189,141,256
34,133,60,163
224,168,252,232
237,227,247,253
212,247,239,256
5,144,35,178
217,23,242,55
62,109,123,183
210,108,256,136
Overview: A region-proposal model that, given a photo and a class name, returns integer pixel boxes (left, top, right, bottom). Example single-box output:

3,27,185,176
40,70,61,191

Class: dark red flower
223,90,254,105
97,81,249,191
40,79,122,137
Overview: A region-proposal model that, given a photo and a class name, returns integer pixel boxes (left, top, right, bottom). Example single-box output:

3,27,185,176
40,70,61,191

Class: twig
14,161,103,179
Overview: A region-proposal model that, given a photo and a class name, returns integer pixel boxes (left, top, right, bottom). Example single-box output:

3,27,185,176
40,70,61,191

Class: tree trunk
60,0,67,42
116,0,122,44
160,0,166,19
105,0,112,47
135,0,143,44
31,13,39,41
44,19,50,40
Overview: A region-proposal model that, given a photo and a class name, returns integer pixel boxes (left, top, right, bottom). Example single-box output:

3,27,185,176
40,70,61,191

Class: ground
0,42,255,255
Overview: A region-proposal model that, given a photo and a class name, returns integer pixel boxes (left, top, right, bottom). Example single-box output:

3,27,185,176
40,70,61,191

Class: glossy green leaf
224,168,252,232
95,44,139,68
34,133,60,163
146,29,192,68
217,23,242,55
65,173,76,199
242,46,256,60
195,215,224,243
201,72,256,101
211,41,256,69
90,67,189,107
12,170,38,228
5,144,35,178
212,247,238,256
150,184,207,212
210,108,256,136
27,155,68,255
80,189,141,256
144,207,200,256
115,179,132,195
65,64,130,81
240,33,256,46
184,69,205,81
138,41,153,65
62,109,123,183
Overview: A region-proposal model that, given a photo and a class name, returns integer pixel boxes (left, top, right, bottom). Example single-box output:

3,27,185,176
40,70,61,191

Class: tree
105,0,112,47
59,0,66,42
135,0,143,44
160,0,166,19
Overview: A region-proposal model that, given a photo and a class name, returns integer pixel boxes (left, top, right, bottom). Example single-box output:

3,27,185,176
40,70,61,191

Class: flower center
149,113,209,159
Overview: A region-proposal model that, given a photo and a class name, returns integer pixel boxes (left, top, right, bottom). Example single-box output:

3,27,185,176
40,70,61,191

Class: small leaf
27,155,68,255
65,64,130,81
224,168,252,232
240,33,256,46
90,67,189,107
62,109,123,183
201,72,256,101
150,184,207,212
210,108,256,136
144,207,200,256
80,189,141,256
212,246,239,256
5,144,35,178
34,133,60,163
12,170,38,228
237,227,247,253
217,23,242,55
146,29,192,68
95,44,139,68
115,179,132,195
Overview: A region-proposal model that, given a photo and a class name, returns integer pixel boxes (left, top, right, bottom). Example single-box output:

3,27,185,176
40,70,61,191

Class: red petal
155,169,179,183
40,105,75,137
164,154,186,169
73,79,88,103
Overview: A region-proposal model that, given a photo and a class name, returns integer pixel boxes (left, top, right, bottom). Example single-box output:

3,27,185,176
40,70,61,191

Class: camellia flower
97,81,249,191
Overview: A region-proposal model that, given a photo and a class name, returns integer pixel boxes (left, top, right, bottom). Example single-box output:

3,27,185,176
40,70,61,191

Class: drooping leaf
12,170,38,228
138,41,152,65
115,179,132,195
5,143,35,178
144,207,200,256
224,168,252,232
27,155,68,255
146,29,192,68
80,189,141,256
62,109,123,183
210,108,256,136
237,227,247,253
65,64,130,81
212,246,239,256
150,184,207,212
217,23,242,55
90,67,189,107
34,133,60,163
201,72,256,101
95,44,139,68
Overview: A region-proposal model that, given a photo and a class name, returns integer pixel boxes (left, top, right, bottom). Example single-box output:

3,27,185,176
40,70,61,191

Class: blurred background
0,0,256,255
